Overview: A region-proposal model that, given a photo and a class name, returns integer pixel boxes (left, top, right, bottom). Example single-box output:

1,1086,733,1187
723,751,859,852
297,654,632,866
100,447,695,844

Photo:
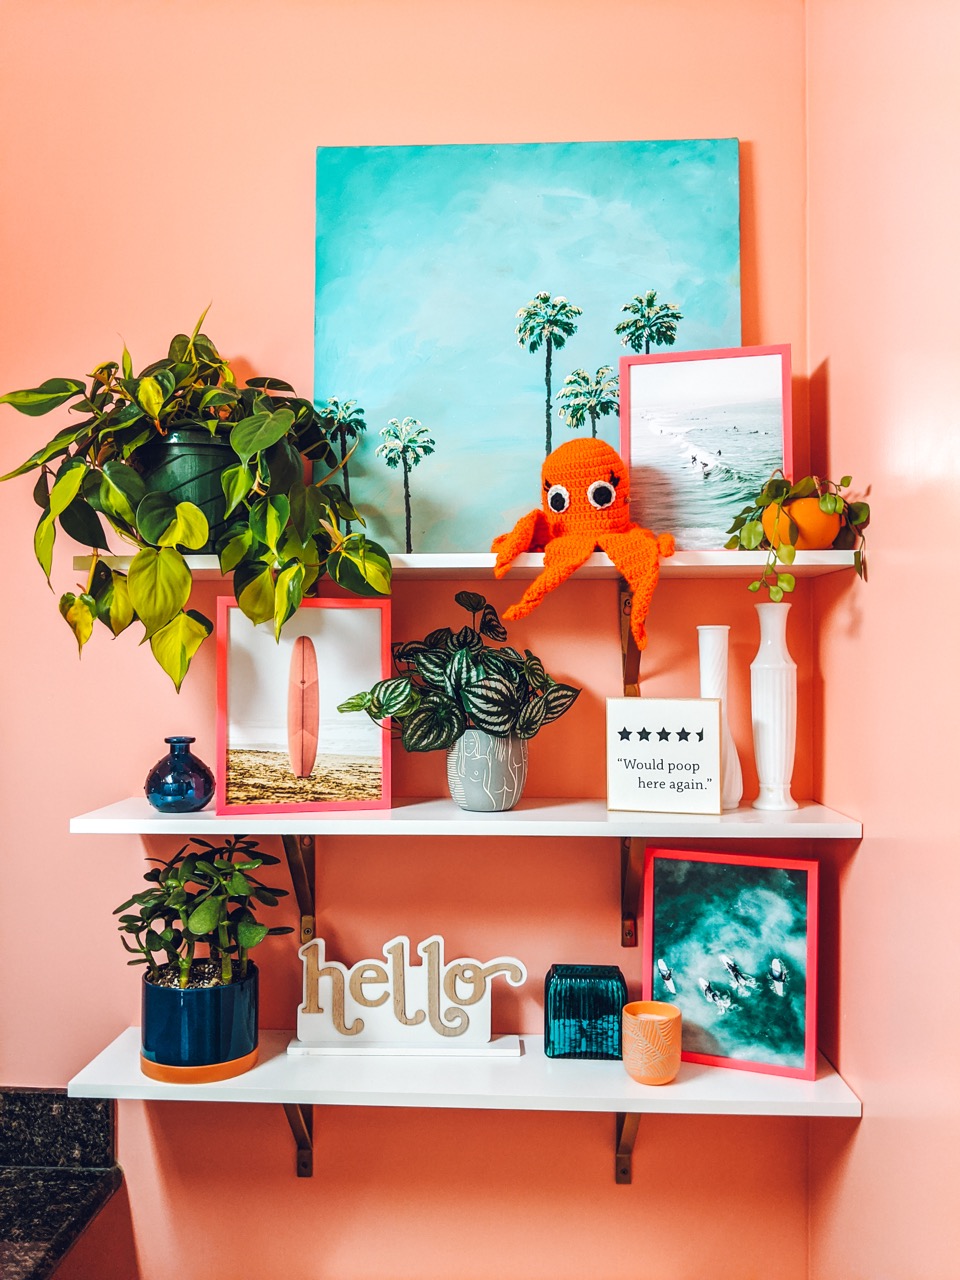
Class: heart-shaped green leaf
128,546,192,637
0,377,85,417
235,563,276,627
92,566,136,636
221,462,255,516
148,608,213,692
100,460,147,527
230,407,294,465
59,591,97,654
156,501,209,551
274,561,305,639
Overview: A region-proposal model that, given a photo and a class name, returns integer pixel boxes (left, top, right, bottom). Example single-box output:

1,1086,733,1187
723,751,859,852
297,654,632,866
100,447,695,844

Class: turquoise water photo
646,851,817,1075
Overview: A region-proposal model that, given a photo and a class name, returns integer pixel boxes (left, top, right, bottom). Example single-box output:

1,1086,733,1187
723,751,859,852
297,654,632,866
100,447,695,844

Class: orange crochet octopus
491,437,675,650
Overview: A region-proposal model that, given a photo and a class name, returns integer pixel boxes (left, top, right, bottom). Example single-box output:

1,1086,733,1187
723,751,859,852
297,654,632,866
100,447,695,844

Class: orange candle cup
622,1000,682,1085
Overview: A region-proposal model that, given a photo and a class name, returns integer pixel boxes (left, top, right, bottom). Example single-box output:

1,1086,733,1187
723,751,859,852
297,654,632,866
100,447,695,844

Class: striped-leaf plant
337,591,580,752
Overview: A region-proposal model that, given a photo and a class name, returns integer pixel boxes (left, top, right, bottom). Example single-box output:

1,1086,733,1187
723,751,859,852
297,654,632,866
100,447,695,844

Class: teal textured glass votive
543,964,628,1059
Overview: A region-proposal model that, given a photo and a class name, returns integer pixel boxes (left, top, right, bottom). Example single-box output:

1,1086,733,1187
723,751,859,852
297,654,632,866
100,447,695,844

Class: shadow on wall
53,1181,142,1280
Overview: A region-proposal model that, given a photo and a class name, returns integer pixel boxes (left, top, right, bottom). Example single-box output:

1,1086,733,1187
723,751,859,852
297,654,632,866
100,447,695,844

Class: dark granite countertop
0,1166,121,1280
0,1088,120,1280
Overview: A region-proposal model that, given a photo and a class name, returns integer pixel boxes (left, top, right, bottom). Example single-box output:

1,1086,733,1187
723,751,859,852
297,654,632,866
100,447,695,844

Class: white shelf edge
68,1029,861,1118
69,795,862,839
73,550,858,582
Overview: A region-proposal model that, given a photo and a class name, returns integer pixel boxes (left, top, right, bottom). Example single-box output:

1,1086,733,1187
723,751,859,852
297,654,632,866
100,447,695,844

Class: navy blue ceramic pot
140,963,259,1082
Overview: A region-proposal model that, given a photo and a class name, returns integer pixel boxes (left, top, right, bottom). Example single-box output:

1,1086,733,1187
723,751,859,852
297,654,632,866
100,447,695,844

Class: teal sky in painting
315,140,741,553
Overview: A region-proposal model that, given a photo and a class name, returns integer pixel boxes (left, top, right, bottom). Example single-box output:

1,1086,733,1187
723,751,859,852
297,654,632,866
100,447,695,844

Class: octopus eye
587,479,617,509
545,483,570,514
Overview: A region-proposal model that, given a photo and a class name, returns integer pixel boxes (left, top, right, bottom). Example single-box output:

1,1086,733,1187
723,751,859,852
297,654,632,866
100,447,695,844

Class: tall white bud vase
750,602,798,811
697,625,743,812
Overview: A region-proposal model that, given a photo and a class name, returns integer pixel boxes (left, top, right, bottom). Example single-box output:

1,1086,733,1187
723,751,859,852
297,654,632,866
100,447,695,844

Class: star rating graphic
618,725,701,744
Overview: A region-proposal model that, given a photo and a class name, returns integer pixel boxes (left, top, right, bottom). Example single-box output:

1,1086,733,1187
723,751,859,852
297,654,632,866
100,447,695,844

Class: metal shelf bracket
615,1112,641,1184
282,1102,314,1177
619,581,642,698
620,837,645,947
280,834,316,946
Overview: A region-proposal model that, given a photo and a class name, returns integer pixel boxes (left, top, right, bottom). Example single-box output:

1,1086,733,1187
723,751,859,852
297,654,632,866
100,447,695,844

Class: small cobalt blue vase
144,736,215,813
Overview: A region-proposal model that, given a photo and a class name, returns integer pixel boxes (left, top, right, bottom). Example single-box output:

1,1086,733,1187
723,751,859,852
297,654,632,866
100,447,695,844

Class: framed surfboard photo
216,597,391,815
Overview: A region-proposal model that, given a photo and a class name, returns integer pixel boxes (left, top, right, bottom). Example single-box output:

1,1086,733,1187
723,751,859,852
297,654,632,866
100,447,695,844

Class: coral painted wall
7,0,945,1276
806,1,960,1276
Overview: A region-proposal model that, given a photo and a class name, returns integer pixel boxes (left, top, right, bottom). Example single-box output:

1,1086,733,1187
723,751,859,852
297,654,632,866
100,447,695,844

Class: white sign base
286,1034,522,1057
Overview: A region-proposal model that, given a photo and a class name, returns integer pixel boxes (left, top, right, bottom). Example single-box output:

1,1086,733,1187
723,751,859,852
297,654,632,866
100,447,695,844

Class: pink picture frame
641,846,818,1080
215,597,392,816
619,344,793,550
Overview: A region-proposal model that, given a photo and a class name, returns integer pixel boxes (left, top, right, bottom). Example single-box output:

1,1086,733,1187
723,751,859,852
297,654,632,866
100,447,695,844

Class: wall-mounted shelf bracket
620,837,645,947
619,582,642,697
615,1112,641,1184
280,834,316,946
282,1102,314,1177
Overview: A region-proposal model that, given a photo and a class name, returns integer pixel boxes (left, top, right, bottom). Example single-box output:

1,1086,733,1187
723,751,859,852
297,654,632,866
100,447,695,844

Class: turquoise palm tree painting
557,366,620,439
315,140,741,553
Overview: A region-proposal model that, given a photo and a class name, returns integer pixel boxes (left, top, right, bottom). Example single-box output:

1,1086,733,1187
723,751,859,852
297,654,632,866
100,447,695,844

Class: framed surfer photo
216,598,391,815
619,344,793,550
641,847,818,1079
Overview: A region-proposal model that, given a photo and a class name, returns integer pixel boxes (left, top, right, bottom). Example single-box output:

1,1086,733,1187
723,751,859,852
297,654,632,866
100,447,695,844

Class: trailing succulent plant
726,471,870,600
114,836,293,989
338,591,581,752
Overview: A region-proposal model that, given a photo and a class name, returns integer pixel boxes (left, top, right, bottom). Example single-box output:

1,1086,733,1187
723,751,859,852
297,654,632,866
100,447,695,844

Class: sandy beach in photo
226,749,382,805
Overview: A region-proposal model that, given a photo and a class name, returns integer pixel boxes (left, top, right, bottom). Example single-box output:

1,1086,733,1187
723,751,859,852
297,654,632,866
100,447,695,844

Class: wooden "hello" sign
288,935,527,1056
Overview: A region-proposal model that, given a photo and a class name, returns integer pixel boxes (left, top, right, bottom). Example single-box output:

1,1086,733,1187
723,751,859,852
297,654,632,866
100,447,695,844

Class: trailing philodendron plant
0,311,390,688
114,836,293,989
725,471,870,601
338,591,581,751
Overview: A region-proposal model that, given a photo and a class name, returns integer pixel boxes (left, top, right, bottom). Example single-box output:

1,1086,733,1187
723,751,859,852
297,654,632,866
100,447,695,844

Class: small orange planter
761,496,841,550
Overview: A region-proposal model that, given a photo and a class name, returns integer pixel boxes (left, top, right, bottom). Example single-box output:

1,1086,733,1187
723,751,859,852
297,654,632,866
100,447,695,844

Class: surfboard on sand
288,636,320,778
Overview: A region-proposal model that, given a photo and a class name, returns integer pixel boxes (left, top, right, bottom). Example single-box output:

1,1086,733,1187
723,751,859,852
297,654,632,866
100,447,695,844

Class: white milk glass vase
697,625,743,812
750,602,798,811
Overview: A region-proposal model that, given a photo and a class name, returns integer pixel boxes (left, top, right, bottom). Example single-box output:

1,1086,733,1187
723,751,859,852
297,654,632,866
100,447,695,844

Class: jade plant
0,311,391,688
725,471,870,601
338,591,581,751
114,836,293,989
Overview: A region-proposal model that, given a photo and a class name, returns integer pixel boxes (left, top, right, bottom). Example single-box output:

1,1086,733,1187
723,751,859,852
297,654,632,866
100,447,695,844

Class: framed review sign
606,697,721,814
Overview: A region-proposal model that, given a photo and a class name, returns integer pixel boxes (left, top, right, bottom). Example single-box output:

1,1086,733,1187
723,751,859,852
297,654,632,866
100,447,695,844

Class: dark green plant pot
140,962,258,1083
140,426,232,552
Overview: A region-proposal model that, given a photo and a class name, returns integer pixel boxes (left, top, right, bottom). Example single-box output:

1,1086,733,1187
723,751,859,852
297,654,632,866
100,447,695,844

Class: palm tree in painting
515,292,582,455
316,396,366,525
557,366,620,439
615,289,684,354
376,417,436,554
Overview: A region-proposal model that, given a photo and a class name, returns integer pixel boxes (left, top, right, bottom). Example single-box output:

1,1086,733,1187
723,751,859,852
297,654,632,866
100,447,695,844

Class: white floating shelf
70,795,862,840
69,1028,861,1118
73,550,857,582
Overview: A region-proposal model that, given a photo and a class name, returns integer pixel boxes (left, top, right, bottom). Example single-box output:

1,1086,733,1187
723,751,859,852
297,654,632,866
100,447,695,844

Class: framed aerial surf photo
216,598,391,815
641,847,818,1079
620,345,793,549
